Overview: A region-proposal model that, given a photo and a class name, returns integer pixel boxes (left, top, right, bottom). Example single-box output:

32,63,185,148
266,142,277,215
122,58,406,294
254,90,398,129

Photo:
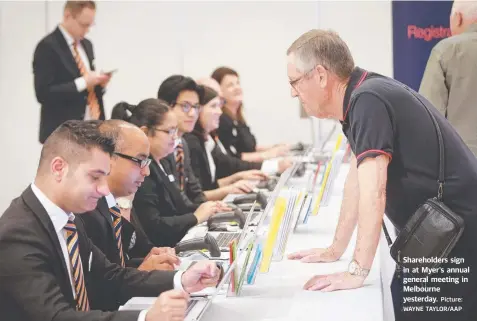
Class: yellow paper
312,134,343,215
259,197,287,273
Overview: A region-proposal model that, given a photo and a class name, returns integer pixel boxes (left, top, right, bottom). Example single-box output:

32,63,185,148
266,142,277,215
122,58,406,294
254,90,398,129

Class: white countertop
200,163,396,321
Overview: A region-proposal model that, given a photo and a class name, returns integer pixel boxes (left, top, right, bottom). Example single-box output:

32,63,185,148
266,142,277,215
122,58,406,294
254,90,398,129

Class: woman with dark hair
183,86,282,196
111,98,227,247
211,66,290,162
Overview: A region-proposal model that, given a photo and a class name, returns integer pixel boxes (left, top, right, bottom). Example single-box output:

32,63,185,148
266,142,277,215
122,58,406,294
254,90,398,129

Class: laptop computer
208,201,259,250
119,258,238,320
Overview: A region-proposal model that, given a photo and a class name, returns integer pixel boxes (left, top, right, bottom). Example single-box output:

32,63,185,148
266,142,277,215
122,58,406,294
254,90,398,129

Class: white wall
0,1,45,212
0,0,392,213
318,0,393,77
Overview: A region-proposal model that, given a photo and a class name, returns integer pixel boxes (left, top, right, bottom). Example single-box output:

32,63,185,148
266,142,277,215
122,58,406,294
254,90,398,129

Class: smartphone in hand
102,69,118,76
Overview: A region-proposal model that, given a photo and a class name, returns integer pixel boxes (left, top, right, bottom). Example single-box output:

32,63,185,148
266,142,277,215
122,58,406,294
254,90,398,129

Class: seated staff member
184,85,248,192
196,77,293,179
0,120,221,321
157,75,265,201
79,119,179,264
156,75,207,206
111,99,229,247
211,66,290,162
79,120,180,312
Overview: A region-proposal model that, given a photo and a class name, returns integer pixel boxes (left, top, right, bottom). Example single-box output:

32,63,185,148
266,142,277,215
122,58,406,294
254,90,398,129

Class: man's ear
316,65,328,89
457,12,464,27
51,157,68,181
454,11,464,28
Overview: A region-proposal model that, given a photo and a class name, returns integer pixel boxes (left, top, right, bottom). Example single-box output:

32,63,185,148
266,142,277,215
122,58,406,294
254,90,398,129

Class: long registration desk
201,162,397,321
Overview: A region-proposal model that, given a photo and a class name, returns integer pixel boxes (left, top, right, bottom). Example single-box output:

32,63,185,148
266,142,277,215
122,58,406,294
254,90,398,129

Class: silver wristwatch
116,197,132,209
348,259,370,277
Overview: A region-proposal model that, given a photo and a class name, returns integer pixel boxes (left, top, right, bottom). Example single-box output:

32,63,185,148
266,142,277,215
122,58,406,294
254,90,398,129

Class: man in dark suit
79,120,182,311
0,120,221,321
33,1,112,144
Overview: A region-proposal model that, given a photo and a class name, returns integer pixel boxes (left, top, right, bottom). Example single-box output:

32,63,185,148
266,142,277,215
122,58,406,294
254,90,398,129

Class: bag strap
383,222,393,247
382,86,446,247
405,86,445,201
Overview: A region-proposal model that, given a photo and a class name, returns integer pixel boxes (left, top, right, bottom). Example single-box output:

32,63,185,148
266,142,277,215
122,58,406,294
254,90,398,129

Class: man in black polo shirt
286,29,477,321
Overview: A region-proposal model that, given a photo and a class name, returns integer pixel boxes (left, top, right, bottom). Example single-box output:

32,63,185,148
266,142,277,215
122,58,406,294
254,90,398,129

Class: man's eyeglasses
173,101,202,114
155,127,178,137
114,152,151,169
289,66,319,90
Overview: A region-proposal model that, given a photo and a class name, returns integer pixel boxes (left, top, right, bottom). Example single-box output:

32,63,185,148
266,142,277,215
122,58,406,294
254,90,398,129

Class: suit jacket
183,132,262,189
80,197,154,266
217,113,257,158
0,186,176,321
165,139,207,207
162,155,201,211
33,27,106,144
419,23,477,156
182,133,219,191
134,159,198,247
79,198,155,310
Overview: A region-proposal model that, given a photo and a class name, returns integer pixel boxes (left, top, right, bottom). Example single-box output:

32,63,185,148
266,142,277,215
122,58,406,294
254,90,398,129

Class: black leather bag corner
383,85,465,274
388,198,464,271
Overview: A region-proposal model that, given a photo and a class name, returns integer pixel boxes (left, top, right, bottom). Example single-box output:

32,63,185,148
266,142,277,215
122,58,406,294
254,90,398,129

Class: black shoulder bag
382,87,464,276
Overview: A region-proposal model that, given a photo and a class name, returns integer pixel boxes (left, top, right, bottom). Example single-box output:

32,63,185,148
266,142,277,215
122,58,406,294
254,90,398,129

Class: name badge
168,174,175,182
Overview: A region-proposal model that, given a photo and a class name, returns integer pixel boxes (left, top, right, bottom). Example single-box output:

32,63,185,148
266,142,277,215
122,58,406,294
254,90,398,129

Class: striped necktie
175,142,185,190
109,206,125,267
64,218,90,311
72,42,101,120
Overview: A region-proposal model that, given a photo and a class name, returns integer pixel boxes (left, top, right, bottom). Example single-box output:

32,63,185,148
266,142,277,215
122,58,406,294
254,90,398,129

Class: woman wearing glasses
157,75,265,202
211,66,290,162
111,98,227,247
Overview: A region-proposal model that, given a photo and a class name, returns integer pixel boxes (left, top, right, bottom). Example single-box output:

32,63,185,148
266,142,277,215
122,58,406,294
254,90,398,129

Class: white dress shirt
205,135,217,182
58,24,92,120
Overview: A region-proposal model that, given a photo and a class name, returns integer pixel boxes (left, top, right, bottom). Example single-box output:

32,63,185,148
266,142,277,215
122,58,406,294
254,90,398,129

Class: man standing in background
33,1,112,144
420,0,477,156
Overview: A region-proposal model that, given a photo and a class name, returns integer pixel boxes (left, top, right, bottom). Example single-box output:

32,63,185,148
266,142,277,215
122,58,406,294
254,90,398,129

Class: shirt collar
104,193,117,209
342,66,368,124
58,24,76,47
30,183,74,233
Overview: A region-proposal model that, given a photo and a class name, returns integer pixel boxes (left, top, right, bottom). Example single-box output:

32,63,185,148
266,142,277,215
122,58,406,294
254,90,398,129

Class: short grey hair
452,0,477,20
287,29,355,80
